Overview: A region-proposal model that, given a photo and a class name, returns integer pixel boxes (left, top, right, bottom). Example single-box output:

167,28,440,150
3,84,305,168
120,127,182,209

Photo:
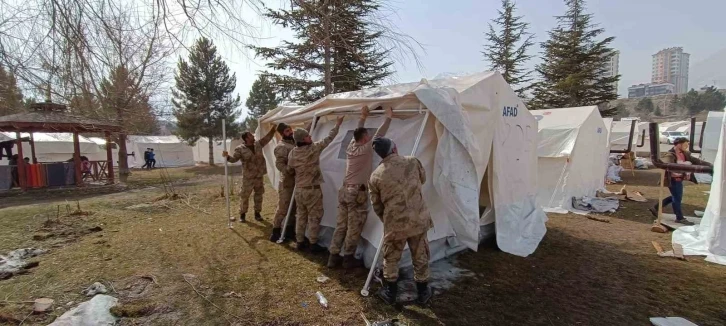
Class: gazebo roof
0,101,121,133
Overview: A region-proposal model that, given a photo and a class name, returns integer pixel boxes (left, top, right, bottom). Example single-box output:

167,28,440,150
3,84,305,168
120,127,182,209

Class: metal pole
223,119,233,228
361,110,430,297
278,113,320,244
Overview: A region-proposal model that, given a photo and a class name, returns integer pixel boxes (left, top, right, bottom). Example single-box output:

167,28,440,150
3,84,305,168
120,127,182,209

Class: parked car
659,131,688,144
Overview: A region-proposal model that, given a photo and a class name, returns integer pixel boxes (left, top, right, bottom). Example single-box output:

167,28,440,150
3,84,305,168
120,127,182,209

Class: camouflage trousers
273,181,295,228
382,232,430,282
294,187,324,244
329,185,368,255
240,176,264,214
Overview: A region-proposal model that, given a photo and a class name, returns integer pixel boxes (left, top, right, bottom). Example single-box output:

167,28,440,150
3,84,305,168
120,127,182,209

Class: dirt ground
0,167,725,325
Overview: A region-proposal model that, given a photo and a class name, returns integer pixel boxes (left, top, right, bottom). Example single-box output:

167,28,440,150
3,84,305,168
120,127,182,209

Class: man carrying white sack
327,106,392,269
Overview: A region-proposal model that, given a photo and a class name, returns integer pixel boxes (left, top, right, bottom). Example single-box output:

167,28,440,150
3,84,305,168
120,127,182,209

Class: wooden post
29,132,37,164
105,131,114,184
73,132,82,186
16,132,27,190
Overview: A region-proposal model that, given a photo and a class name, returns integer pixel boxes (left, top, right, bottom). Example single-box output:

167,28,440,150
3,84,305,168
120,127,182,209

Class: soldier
288,116,344,252
270,123,296,242
223,125,277,223
369,137,433,306
327,106,392,269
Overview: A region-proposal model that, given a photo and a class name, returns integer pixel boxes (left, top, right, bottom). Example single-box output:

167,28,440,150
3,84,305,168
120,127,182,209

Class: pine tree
254,0,394,103
243,75,280,132
98,65,158,135
483,0,534,97
172,37,241,165
529,0,619,114
635,97,654,113
0,65,24,116
654,105,662,116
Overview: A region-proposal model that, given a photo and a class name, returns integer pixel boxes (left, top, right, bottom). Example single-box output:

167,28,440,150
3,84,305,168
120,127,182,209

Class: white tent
127,136,194,167
673,108,726,265
193,139,242,165
603,118,614,145
660,121,689,132
702,112,724,163
257,72,547,266
87,137,139,168
0,132,105,163
531,107,609,213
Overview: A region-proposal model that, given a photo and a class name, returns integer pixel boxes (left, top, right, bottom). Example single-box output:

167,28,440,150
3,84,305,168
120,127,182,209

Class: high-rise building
603,50,620,92
651,47,690,94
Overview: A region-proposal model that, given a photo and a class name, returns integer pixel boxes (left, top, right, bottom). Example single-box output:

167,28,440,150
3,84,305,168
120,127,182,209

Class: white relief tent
1,132,105,163
702,111,724,163
673,108,726,265
126,136,195,168
193,139,243,165
531,106,609,213
609,120,648,150
256,71,548,268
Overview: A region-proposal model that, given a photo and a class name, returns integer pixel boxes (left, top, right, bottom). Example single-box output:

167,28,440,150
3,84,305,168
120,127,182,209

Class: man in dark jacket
650,137,712,225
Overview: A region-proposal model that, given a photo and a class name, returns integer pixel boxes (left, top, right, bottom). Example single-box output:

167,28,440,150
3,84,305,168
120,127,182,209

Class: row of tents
0,133,242,168
1,71,723,267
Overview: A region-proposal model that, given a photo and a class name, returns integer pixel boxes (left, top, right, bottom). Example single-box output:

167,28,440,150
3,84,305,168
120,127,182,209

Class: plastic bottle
315,291,328,308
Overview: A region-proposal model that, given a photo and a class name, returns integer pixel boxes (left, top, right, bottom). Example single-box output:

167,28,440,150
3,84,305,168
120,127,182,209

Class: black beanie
277,123,289,134
372,137,394,159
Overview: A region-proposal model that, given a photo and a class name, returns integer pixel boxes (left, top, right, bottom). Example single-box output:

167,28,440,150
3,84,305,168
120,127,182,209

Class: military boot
269,228,282,242
296,239,309,251
342,255,363,269
284,228,296,241
310,243,326,253
416,281,432,306
327,253,343,268
239,213,246,223
254,212,263,221
377,279,397,305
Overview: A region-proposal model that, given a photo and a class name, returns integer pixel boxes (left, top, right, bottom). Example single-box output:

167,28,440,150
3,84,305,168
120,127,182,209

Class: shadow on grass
420,228,726,326
185,166,229,176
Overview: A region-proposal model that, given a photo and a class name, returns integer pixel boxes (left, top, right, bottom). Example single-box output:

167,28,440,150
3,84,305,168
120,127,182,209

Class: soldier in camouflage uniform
270,123,297,242
327,106,392,269
288,116,344,252
224,125,277,223
369,137,433,306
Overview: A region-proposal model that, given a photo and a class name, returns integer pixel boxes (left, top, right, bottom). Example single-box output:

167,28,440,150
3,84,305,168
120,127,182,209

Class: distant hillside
608,89,726,122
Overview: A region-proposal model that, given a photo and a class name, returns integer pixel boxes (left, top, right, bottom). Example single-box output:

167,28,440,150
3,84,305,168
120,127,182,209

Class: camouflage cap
293,128,309,143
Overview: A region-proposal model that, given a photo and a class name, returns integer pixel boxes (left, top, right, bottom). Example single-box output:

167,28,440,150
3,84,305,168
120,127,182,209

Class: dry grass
0,167,724,325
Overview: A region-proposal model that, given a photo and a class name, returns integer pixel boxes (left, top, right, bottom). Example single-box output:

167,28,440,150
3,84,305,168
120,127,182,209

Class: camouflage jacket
288,125,340,188
274,138,296,187
369,154,432,241
227,128,276,179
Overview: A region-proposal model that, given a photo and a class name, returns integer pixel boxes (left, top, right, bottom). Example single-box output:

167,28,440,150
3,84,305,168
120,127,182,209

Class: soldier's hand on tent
361,106,370,118
270,124,278,132
222,151,229,158
384,107,393,119
336,116,345,126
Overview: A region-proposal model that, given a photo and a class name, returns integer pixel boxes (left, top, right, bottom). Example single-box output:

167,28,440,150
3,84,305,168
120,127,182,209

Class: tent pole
278,113,320,244
223,119,233,228
361,110,430,297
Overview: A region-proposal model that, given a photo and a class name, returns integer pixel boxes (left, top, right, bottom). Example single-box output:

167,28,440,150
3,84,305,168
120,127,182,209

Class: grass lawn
0,167,725,325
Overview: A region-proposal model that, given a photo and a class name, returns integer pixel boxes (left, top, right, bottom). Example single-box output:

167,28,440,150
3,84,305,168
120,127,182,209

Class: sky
220,0,726,120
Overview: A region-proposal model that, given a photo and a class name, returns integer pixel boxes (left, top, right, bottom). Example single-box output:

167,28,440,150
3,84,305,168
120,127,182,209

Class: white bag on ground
48,294,118,326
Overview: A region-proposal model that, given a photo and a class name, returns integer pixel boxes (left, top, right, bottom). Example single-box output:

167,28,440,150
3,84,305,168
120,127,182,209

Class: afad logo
502,105,518,117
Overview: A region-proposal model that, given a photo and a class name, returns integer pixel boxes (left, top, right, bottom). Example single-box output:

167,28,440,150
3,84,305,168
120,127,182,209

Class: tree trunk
208,136,215,166
118,133,130,183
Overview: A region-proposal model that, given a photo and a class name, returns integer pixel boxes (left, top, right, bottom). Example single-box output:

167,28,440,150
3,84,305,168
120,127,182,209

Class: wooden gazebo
0,101,121,190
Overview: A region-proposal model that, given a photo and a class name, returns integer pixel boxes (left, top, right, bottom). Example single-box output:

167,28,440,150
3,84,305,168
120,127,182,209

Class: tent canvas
603,118,614,145
1,132,105,163
673,108,726,265
609,120,648,149
257,72,547,266
702,112,724,163
532,107,609,213
193,139,243,165
127,136,194,167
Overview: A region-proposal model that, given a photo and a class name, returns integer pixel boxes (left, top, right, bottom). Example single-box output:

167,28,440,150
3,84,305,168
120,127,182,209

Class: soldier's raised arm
314,116,344,150
259,124,278,147
369,177,384,222
372,107,393,141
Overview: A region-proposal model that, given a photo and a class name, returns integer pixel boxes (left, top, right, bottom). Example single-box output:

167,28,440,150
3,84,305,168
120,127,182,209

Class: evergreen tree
635,97,654,113
700,86,726,112
172,37,241,165
529,0,619,114
254,0,394,103
243,75,280,132
483,0,534,97
679,89,702,115
98,65,158,135
0,65,24,116
654,105,662,116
